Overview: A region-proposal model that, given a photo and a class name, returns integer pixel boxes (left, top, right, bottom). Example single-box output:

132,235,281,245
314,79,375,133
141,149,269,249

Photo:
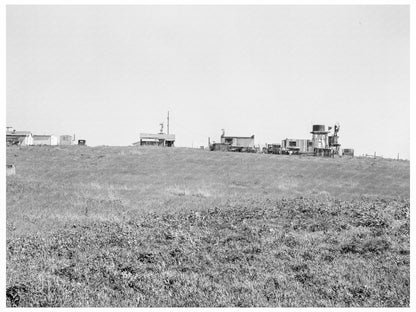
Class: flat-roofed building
138,133,176,147
221,135,255,148
33,134,58,146
219,129,255,152
281,138,313,154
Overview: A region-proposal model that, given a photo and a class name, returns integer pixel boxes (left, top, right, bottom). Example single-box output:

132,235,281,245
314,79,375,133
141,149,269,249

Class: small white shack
59,135,73,145
33,135,58,146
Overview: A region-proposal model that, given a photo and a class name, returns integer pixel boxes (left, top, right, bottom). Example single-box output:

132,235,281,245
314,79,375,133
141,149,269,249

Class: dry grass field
6,146,410,307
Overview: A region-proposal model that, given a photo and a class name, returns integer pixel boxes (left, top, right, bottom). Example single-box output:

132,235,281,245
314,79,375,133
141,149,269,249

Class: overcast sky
6,5,409,159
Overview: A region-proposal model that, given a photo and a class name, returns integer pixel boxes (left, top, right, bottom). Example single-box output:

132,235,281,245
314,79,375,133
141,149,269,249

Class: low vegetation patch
7,197,409,307
6,146,410,307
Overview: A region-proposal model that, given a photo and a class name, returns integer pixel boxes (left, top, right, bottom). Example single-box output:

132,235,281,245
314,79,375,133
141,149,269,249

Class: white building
59,135,73,145
6,130,34,146
32,135,58,146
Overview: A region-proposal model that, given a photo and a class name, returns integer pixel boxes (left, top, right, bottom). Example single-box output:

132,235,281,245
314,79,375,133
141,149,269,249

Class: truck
263,144,282,154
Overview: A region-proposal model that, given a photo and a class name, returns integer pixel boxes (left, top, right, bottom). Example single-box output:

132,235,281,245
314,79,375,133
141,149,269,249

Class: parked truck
263,143,282,154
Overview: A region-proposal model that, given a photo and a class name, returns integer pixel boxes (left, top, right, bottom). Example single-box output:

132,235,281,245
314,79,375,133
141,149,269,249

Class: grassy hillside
6,146,410,307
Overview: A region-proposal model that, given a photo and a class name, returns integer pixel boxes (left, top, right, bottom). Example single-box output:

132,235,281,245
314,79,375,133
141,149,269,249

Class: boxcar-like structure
281,138,312,154
219,130,255,152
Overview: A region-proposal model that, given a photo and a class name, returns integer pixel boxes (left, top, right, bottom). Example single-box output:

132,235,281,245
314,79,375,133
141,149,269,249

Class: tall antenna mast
167,111,170,135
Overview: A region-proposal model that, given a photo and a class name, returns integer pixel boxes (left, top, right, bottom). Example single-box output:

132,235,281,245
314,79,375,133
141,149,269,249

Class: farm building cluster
132,113,353,158
7,110,354,158
6,127,86,146
209,124,354,157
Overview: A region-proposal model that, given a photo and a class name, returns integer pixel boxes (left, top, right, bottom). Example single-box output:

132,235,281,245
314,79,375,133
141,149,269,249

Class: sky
6,5,410,159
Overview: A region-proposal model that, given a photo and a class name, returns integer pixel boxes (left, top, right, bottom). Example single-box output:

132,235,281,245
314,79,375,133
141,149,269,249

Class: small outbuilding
281,138,312,154
6,130,33,146
221,135,255,149
33,135,58,146
138,133,176,147
219,130,255,152
59,135,73,145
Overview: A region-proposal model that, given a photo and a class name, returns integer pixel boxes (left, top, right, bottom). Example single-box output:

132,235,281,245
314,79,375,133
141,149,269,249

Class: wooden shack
138,133,175,147
281,138,312,154
6,130,33,146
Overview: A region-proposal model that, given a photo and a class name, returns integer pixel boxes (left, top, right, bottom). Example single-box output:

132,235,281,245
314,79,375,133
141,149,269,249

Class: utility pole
167,111,170,135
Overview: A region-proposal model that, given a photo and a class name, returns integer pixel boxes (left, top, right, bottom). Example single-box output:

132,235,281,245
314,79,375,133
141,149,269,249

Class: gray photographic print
5,4,410,307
